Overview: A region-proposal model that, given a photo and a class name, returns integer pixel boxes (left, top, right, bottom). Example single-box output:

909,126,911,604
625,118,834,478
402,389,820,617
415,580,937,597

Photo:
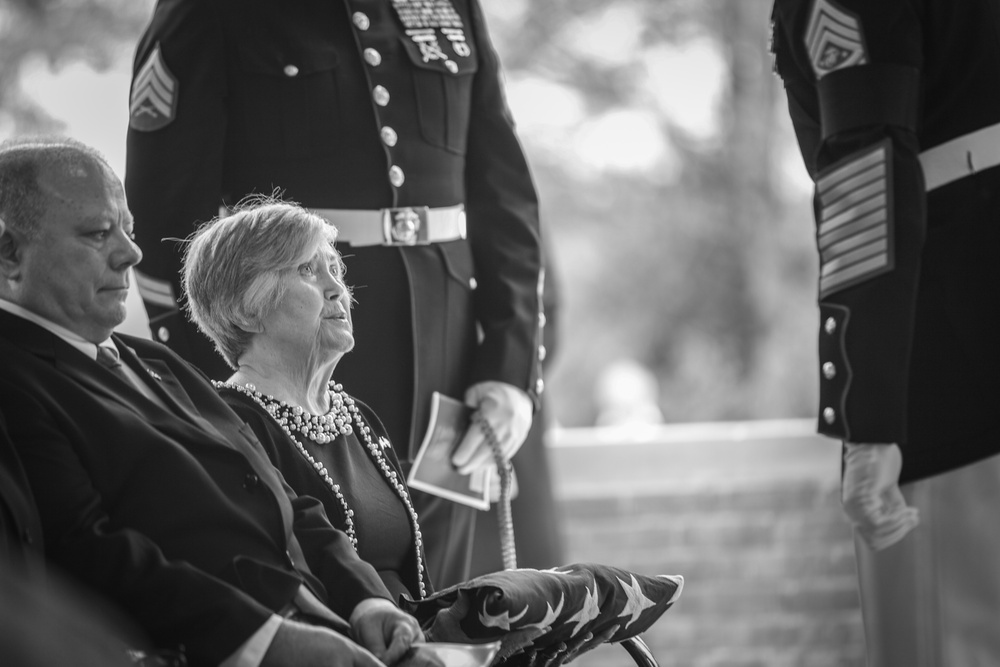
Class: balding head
0,137,114,242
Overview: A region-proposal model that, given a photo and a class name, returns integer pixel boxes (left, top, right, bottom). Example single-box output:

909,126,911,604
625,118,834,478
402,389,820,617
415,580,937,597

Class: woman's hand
350,598,425,666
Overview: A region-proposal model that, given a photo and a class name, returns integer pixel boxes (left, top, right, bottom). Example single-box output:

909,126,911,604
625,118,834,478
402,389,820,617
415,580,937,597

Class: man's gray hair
0,137,112,241
182,197,340,369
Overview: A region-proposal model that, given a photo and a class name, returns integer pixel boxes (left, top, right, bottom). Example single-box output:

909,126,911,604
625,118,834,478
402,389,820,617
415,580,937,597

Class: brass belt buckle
381,206,429,245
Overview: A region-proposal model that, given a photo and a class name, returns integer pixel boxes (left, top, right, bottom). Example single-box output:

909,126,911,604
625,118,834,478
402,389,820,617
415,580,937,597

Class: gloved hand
451,381,533,475
841,442,919,550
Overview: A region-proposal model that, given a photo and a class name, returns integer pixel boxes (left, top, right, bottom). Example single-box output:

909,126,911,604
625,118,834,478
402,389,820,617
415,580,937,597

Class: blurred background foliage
0,0,819,428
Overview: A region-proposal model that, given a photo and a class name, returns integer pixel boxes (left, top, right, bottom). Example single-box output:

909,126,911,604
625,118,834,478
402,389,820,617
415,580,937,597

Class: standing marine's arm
125,0,229,353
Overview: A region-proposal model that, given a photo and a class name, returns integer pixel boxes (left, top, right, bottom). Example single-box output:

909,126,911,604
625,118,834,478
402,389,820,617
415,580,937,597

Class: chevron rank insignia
804,0,867,80
815,140,894,298
129,43,178,132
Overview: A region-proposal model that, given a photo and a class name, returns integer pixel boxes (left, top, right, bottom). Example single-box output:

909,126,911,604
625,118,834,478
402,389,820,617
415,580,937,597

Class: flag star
525,592,565,629
565,580,601,635
616,575,656,629
479,603,529,630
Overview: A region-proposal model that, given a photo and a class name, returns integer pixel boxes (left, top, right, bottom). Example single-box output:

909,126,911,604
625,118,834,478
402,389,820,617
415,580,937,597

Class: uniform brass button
468,277,477,289
538,345,547,362
445,60,458,74
388,165,405,187
373,85,390,106
352,12,370,30
823,407,835,424
364,48,382,67
822,362,836,380
283,64,299,77
535,378,545,394
157,326,170,342
824,317,837,335
538,312,547,328
380,126,398,147
243,472,260,490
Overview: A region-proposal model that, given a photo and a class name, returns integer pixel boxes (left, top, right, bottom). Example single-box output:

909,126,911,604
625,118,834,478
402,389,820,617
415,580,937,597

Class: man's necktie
96,345,130,383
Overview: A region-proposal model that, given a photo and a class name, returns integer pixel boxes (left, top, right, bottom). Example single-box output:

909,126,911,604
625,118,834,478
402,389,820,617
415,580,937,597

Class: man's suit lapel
0,312,134,411
114,339,232,442
0,312,234,450
113,337,298,536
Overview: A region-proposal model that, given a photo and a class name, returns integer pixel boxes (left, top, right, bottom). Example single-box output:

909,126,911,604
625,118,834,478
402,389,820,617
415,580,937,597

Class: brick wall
545,420,865,667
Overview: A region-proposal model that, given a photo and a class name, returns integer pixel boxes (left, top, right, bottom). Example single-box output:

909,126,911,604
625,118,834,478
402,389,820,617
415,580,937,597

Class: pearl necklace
214,380,427,599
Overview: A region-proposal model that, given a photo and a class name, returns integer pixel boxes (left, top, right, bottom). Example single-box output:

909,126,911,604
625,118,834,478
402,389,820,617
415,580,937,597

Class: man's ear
0,222,25,279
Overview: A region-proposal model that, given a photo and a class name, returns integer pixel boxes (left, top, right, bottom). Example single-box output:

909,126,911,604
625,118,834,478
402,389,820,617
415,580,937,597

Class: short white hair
182,197,339,369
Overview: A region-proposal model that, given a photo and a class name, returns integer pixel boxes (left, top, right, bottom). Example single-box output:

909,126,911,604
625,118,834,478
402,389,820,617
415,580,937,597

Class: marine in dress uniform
771,1,1000,664
125,0,545,589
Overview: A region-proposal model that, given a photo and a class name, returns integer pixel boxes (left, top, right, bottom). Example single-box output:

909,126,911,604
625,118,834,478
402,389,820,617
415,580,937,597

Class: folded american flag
401,563,683,663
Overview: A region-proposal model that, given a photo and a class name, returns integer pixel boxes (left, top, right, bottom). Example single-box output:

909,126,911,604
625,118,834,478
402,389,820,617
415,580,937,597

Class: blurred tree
485,0,818,426
0,0,152,135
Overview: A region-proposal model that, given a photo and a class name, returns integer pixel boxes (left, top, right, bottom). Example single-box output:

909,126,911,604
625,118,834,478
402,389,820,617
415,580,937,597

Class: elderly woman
183,201,683,667
183,200,428,602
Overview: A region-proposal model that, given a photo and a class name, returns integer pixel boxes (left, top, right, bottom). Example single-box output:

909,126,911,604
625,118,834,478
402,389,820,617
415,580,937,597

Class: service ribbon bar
815,141,893,297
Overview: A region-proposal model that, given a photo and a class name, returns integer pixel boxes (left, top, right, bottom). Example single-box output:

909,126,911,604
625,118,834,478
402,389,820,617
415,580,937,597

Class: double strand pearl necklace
215,380,427,598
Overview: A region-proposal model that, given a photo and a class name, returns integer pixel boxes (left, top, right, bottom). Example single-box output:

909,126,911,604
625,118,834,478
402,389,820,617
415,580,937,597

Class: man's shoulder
115,333,174,358
114,334,215,386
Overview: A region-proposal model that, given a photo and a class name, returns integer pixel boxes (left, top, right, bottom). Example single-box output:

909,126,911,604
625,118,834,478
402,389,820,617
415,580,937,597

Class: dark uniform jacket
124,0,544,461
0,310,390,666
771,0,1000,483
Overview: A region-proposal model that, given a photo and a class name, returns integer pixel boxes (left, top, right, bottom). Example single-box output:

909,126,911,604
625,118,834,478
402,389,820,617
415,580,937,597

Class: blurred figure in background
594,358,664,429
125,0,546,589
771,1,1000,664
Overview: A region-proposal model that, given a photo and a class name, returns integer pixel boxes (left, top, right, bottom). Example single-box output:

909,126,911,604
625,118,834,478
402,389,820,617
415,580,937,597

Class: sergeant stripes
129,44,178,131
805,0,867,79
135,270,178,310
815,142,892,297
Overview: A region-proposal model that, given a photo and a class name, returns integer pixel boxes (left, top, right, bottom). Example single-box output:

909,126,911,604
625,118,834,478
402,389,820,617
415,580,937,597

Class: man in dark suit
0,410,43,576
124,0,546,588
0,137,425,667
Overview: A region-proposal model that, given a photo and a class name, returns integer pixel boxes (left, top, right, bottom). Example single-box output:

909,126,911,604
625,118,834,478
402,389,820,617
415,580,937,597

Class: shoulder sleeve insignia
129,43,179,132
814,140,894,298
134,270,179,312
804,0,868,80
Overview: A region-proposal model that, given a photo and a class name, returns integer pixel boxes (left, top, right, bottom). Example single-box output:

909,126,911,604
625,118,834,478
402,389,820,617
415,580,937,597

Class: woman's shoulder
345,394,406,470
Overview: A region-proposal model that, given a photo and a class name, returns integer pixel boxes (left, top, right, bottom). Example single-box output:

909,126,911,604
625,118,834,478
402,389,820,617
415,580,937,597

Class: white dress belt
920,122,1000,192
307,204,467,246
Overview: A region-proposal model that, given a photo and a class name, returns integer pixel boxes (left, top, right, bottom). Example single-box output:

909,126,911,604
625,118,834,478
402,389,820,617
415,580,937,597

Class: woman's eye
88,231,109,241
298,263,315,275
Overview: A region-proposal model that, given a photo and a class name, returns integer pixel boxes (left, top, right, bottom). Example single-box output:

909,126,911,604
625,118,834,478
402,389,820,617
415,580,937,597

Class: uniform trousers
854,450,1000,667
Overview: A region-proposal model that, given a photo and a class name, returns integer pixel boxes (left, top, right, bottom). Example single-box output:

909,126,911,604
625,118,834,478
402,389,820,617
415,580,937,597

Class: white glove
841,442,920,550
451,381,533,475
